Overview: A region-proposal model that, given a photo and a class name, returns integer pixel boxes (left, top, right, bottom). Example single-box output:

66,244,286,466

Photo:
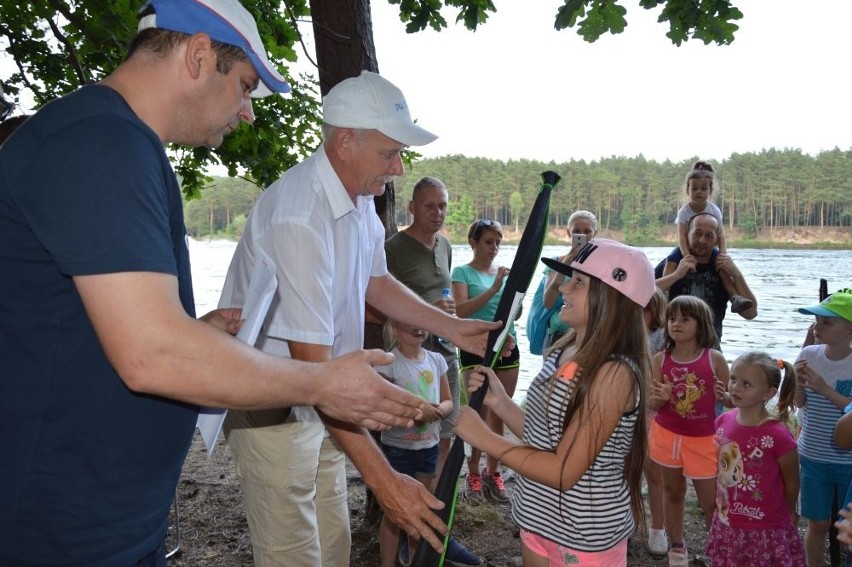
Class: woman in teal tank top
452,219,520,503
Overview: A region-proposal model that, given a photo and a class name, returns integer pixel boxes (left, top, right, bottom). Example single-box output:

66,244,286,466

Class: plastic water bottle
437,288,454,349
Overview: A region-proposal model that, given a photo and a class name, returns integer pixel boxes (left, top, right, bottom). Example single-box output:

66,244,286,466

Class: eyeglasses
468,219,501,239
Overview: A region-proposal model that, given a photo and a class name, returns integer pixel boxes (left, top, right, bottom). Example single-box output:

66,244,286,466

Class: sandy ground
168,433,726,566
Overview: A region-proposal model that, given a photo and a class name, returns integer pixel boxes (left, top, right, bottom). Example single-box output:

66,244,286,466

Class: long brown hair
549,277,650,527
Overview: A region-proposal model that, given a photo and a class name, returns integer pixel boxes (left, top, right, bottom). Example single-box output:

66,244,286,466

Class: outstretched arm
461,365,525,437
287,340,448,553
367,274,508,358
74,271,423,430
457,361,636,492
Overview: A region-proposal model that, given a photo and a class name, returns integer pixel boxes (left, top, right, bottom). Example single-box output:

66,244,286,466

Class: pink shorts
649,420,717,479
520,530,627,566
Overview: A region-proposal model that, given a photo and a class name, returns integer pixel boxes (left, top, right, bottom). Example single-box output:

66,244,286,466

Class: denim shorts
382,443,439,479
800,455,852,521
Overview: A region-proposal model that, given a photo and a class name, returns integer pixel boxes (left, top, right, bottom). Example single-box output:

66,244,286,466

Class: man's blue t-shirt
0,85,197,565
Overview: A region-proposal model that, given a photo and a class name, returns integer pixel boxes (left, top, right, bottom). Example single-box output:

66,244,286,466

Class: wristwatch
843,401,852,415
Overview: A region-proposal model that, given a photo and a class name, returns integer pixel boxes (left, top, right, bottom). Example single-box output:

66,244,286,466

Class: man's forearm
323,417,394,491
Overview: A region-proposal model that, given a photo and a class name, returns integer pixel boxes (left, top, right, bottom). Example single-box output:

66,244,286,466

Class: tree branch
44,10,90,85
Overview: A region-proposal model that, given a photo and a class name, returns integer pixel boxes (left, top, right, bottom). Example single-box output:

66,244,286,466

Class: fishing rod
411,171,560,567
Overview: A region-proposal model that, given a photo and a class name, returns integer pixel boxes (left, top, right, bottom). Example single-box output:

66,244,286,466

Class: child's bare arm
778,448,800,522
435,373,454,419
650,352,671,410
716,223,728,254
677,222,690,257
495,361,636,491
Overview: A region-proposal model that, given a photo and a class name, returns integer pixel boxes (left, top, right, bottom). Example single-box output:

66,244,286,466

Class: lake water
189,239,850,403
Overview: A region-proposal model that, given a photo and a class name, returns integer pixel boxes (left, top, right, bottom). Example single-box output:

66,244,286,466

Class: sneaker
465,472,484,502
397,537,410,567
482,469,510,503
730,295,754,314
647,528,668,556
668,545,688,567
445,537,483,566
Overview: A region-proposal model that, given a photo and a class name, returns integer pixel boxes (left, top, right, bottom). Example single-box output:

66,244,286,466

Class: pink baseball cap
541,239,655,307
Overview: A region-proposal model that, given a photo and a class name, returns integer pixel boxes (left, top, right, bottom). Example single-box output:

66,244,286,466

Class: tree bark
310,0,396,238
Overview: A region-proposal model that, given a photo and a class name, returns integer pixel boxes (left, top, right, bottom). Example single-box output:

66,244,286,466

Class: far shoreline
191,225,851,250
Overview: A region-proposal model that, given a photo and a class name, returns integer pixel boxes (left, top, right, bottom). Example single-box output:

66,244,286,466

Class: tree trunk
310,0,396,239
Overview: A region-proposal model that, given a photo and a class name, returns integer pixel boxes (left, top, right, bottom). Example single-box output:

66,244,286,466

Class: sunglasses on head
469,219,501,239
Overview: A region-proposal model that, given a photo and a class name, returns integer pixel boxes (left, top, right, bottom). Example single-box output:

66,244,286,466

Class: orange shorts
649,420,717,479
520,530,627,566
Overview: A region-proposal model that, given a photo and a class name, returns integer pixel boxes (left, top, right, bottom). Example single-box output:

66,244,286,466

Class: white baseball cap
322,71,437,146
138,0,290,97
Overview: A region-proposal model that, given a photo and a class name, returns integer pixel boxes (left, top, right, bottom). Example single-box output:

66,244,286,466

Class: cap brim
379,123,437,147
797,305,840,317
541,257,572,276
247,53,290,97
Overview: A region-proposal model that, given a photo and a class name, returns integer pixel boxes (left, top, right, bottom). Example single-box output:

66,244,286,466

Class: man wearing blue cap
0,2,451,565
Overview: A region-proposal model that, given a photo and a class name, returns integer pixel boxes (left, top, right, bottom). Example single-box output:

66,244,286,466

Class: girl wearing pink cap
455,239,655,566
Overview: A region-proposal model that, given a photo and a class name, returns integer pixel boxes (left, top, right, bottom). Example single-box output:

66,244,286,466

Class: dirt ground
168,432,723,566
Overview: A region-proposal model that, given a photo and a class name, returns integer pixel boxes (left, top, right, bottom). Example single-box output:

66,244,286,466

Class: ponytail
774,359,798,431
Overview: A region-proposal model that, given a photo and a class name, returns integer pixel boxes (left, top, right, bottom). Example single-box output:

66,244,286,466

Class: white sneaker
647,528,668,556
668,546,688,567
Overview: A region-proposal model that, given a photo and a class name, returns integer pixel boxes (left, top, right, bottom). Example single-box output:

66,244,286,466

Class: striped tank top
511,349,641,551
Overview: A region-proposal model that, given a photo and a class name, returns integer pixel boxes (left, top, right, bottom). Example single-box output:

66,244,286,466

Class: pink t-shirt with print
714,409,798,529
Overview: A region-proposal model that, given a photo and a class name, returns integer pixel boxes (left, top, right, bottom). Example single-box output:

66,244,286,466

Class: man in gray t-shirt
385,176,460,467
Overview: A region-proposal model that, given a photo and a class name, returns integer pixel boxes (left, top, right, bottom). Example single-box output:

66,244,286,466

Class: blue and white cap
138,0,290,97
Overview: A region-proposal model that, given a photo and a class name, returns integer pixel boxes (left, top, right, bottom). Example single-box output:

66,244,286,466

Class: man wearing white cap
0,3,445,566
220,71,498,566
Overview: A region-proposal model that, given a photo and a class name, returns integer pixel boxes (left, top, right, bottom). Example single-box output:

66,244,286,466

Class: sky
352,0,852,164
3,1,850,166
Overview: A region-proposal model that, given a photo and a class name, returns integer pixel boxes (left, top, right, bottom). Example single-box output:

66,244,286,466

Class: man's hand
715,253,743,278
314,350,429,430
199,307,243,335
373,471,448,553
444,318,514,358
673,254,697,278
